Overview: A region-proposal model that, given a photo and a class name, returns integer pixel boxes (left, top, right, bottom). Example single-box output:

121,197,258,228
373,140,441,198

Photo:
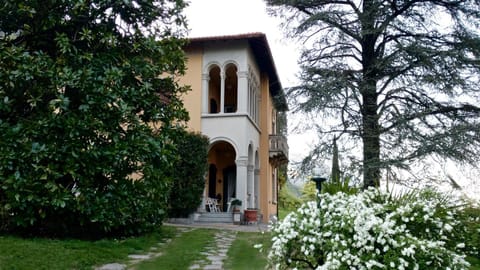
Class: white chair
206,197,220,212
226,197,237,212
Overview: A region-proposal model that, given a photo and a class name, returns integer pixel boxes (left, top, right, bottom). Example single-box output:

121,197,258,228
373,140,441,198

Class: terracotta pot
244,209,258,222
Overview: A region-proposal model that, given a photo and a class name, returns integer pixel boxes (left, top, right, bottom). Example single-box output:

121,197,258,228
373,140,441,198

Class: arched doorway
207,141,236,211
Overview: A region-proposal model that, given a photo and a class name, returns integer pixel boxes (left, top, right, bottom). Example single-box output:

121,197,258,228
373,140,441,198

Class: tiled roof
186,33,288,111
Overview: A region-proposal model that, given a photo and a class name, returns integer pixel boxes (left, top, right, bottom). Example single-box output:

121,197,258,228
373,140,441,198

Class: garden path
95,223,268,270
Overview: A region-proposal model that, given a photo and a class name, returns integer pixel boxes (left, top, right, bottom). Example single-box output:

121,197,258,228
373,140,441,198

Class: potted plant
230,199,242,225
230,199,242,212
244,208,258,223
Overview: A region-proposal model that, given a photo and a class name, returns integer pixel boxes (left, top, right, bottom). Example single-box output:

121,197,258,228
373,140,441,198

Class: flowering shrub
268,188,470,269
456,205,480,258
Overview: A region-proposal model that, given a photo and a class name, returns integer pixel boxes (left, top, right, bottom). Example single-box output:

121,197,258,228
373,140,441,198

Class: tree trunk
361,0,381,188
331,136,340,183
362,86,381,188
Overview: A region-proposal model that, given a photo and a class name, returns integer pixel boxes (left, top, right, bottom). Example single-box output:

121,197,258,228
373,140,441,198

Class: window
272,110,276,135
248,67,259,123
208,65,221,114
224,64,238,113
272,167,277,203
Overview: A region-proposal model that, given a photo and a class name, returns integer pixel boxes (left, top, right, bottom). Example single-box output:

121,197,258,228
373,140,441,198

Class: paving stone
128,254,151,260
207,255,224,261
95,263,127,270
189,264,201,269
203,265,223,270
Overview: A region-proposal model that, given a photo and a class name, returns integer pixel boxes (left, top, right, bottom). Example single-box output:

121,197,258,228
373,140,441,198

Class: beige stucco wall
180,46,203,133
180,43,280,223
258,73,277,222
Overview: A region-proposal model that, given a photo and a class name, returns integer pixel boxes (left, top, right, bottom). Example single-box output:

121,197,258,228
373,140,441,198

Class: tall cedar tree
266,0,480,187
0,1,189,235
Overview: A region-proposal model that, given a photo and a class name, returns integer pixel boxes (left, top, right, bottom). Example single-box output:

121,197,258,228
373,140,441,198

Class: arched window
224,64,238,113
272,109,277,135
208,65,221,113
248,67,259,123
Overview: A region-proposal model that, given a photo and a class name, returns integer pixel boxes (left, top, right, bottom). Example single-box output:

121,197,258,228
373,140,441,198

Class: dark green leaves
0,0,189,237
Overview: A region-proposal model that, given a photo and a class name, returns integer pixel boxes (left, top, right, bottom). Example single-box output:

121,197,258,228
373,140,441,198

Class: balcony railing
269,135,289,165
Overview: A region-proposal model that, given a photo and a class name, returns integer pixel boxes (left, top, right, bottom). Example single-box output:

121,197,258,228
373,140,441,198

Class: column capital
237,71,248,78
236,158,248,167
202,74,210,80
247,165,254,171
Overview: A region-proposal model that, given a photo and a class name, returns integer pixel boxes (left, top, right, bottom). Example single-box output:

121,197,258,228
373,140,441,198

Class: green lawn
0,224,478,270
0,226,176,270
224,232,270,270
134,228,216,270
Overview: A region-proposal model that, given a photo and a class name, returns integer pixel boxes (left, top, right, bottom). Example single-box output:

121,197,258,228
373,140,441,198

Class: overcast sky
184,0,299,87
184,0,318,162
182,1,480,201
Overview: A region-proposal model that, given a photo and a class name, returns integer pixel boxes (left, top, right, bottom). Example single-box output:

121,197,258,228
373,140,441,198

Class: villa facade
179,33,288,223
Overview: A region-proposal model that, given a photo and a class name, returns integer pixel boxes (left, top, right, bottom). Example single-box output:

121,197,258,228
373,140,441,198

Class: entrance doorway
207,141,236,211
222,165,236,211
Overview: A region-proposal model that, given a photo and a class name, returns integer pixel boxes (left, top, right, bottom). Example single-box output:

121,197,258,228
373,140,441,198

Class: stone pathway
95,227,192,270
188,230,237,270
95,224,260,270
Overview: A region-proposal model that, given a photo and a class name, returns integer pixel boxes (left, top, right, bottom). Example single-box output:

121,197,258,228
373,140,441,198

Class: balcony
269,135,289,165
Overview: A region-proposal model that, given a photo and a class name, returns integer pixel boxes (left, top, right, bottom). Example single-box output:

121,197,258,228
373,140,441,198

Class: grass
0,222,478,270
224,231,270,270
278,208,293,220
0,226,176,270
134,228,216,270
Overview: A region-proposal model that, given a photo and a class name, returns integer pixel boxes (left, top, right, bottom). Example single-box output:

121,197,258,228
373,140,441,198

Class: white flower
267,188,469,270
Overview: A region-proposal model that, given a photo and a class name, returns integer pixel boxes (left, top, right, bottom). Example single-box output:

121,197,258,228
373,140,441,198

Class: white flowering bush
268,188,470,269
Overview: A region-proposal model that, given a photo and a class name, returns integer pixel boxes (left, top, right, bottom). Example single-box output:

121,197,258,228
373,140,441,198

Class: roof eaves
187,33,288,111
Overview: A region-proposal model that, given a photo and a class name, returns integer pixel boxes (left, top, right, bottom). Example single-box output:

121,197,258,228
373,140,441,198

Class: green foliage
278,184,302,212
456,205,480,258
167,130,209,218
321,176,358,196
231,199,242,206
0,0,189,237
301,176,359,202
301,181,317,202
277,164,288,189
269,188,471,269
267,0,480,187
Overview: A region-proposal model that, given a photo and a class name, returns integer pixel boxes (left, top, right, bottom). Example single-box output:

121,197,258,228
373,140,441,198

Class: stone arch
207,139,237,211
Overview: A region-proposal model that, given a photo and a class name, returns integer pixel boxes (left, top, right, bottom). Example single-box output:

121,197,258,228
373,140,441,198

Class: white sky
184,0,300,87
183,0,479,201
184,0,314,162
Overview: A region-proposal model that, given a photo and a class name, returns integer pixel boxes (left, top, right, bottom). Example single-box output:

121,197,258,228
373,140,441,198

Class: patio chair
205,197,220,212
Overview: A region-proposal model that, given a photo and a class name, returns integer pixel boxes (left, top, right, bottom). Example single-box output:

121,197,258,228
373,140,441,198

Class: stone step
197,212,233,223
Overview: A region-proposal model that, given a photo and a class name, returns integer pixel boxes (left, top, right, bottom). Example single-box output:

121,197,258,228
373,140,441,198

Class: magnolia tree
0,0,189,236
267,189,470,269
